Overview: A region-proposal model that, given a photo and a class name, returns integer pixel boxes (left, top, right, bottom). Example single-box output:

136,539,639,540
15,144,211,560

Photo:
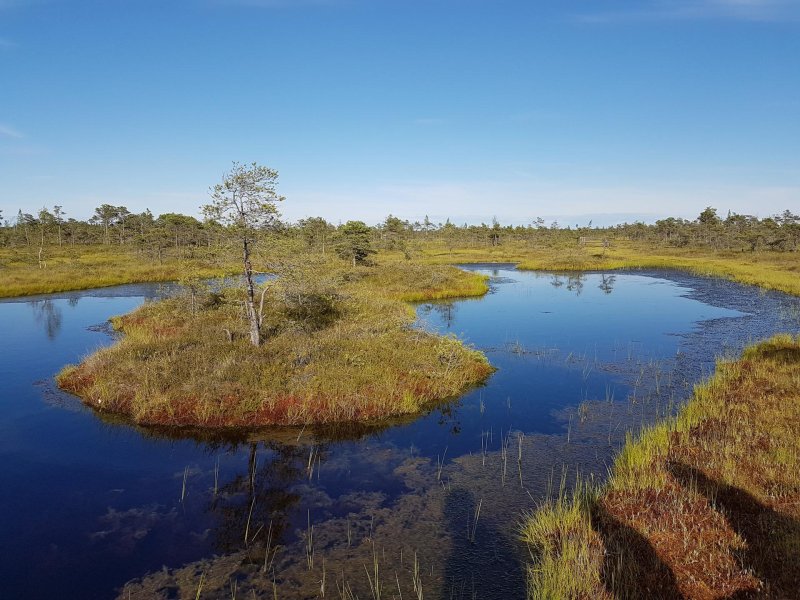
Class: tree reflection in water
599,274,616,294
418,301,459,329
550,273,587,295
28,299,63,339
207,441,315,558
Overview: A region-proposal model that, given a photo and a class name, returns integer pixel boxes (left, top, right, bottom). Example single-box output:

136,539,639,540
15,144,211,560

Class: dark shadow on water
442,487,526,600
668,462,800,599
591,502,683,600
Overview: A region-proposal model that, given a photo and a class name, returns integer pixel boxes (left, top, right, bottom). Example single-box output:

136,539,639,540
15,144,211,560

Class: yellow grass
0,245,237,298
3,240,797,298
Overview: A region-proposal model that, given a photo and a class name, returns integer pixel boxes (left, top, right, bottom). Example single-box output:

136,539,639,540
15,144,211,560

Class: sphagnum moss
57,261,493,427
522,334,800,599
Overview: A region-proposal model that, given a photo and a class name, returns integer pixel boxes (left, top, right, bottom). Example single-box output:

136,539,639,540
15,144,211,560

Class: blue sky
1,0,798,226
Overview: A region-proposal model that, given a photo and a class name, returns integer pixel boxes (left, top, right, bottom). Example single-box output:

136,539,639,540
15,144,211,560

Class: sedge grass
3,240,798,298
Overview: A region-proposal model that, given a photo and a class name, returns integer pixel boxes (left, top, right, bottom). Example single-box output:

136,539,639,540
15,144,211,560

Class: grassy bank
518,243,800,297
0,245,237,298
522,335,800,599
57,261,493,427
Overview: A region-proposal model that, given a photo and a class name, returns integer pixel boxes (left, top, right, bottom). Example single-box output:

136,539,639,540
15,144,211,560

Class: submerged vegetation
57,260,493,427
523,335,800,599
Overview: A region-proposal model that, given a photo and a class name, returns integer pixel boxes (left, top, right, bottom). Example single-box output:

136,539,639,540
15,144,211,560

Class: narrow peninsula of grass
57,261,493,427
523,334,800,599
0,245,236,298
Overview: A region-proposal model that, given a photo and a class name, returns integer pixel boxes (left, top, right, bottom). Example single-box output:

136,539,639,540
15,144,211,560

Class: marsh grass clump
57,261,493,427
523,334,800,599
521,478,607,600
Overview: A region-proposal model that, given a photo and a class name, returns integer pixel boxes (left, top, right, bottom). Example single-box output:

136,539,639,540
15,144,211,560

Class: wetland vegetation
2,204,799,298
2,199,800,599
6,1,800,596
523,335,800,599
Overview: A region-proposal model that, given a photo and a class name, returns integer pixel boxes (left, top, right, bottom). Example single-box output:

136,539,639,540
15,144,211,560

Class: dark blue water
0,267,797,599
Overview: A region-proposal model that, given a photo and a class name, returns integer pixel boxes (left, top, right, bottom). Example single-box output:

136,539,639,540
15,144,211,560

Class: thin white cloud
0,37,18,48
0,123,24,139
576,0,800,23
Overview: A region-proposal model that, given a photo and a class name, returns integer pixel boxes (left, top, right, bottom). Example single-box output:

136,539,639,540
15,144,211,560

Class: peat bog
1,266,799,599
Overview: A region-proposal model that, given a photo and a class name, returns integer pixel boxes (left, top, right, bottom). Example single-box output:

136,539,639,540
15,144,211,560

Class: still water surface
1,266,798,599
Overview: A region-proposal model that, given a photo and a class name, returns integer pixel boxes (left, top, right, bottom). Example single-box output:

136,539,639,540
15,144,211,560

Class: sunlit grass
0,245,237,297
519,242,800,296
522,334,800,598
3,239,798,298
366,258,489,301
521,478,607,600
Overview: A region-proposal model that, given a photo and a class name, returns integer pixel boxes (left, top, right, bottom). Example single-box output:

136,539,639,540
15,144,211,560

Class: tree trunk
39,229,45,268
243,235,261,347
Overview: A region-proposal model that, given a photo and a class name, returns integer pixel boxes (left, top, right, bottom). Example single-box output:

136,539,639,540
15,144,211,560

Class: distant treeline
1,204,799,257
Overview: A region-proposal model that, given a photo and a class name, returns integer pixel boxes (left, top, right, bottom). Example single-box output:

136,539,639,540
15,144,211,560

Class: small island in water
58,260,494,427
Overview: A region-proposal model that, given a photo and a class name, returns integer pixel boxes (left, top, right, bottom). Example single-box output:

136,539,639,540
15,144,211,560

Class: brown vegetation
523,335,800,599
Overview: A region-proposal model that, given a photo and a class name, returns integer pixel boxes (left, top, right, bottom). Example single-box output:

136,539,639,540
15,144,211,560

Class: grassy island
523,335,800,599
57,261,493,427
